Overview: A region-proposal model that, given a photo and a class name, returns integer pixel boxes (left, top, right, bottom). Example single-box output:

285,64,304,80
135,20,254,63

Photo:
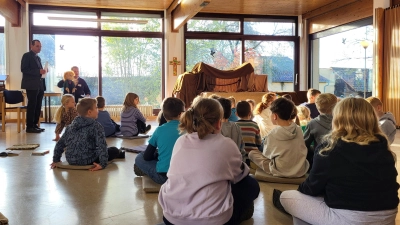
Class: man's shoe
34,125,45,132
26,127,41,133
273,189,290,215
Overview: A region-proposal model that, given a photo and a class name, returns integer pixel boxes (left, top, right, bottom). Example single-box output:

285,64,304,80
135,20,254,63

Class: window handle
295,73,298,85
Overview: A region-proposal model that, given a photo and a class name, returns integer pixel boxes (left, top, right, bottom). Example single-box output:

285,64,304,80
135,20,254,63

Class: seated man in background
58,66,91,103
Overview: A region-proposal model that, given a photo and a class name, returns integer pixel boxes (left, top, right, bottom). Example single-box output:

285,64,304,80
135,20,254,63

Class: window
30,6,164,107
185,14,299,91
310,18,373,98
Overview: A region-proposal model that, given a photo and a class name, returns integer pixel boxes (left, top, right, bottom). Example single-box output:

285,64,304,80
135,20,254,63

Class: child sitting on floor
253,92,277,139
300,88,321,119
120,92,151,137
51,98,124,171
134,97,185,184
297,105,311,127
235,100,262,165
249,98,309,178
304,93,337,168
227,96,239,122
217,97,247,160
52,94,78,141
366,97,397,144
158,98,260,225
96,96,120,137
279,97,399,225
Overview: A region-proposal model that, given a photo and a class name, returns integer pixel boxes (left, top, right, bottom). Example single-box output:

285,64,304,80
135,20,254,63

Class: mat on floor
0,212,8,225
31,149,50,156
254,168,307,184
115,134,150,139
6,144,40,150
142,175,161,193
120,145,147,153
55,161,113,170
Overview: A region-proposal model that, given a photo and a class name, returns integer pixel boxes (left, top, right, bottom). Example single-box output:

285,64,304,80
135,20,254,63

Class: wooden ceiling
25,0,340,16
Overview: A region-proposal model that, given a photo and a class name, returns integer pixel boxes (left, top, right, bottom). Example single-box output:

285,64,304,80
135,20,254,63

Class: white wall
5,5,29,90
164,11,184,99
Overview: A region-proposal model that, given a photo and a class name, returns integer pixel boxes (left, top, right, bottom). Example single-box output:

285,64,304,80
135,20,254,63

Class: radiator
48,105,153,121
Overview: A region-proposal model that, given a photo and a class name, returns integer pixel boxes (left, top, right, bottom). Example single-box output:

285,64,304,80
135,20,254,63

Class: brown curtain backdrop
382,6,400,126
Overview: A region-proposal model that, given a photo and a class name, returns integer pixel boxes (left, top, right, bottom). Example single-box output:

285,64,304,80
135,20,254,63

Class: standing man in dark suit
21,39,47,133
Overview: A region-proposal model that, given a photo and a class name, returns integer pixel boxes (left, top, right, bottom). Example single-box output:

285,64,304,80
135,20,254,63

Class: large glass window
32,34,99,101
102,37,162,105
31,6,163,108
185,14,298,91
310,19,373,98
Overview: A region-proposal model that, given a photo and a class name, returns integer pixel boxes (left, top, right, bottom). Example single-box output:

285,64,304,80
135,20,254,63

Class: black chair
1,90,27,133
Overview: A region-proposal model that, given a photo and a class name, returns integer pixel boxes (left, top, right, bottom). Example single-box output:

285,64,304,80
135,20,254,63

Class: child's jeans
134,152,168,184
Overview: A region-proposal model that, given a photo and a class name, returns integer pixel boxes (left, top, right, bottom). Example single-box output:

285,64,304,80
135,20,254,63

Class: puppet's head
63,71,75,81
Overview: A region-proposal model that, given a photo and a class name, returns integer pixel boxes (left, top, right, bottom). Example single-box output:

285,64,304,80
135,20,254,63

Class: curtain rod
385,4,400,10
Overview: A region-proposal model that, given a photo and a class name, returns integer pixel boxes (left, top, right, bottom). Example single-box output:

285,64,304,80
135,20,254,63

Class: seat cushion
142,176,161,193
254,168,308,184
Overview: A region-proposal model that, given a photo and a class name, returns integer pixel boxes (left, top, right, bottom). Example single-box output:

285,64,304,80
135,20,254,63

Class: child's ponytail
179,98,223,139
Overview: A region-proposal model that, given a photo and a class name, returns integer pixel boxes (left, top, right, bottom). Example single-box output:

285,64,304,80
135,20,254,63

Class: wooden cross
169,57,181,76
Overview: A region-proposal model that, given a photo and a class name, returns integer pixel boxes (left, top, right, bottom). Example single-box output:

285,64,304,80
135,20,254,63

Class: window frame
308,17,373,89
184,13,300,91
29,5,165,100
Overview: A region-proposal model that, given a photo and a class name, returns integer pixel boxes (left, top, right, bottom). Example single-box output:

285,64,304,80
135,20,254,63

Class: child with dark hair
235,101,262,165
96,96,120,137
50,98,124,171
134,97,185,184
217,97,246,160
249,98,309,177
159,98,260,225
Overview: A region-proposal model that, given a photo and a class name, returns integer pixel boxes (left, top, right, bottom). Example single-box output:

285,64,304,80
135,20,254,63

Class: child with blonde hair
120,92,151,136
159,98,260,225
249,98,309,178
62,71,77,94
279,97,399,225
52,94,78,141
303,93,337,169
366,97,396,144
253,92,277,138
297,105,311,126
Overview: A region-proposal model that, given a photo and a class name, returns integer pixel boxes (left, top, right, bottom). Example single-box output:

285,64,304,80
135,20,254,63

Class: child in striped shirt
235,100,262,165
120,93,151,137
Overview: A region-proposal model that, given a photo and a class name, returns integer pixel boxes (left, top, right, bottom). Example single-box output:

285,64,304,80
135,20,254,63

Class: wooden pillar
374,8,384,100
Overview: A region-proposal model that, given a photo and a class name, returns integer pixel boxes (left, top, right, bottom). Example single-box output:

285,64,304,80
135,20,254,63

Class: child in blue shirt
134,97,185,184
95,96,120,137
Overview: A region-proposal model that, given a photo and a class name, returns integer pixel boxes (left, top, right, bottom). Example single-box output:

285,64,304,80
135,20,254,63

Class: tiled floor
0,121,399,225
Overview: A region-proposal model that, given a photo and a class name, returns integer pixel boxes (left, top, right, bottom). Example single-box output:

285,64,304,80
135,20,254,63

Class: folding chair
1,90,27,133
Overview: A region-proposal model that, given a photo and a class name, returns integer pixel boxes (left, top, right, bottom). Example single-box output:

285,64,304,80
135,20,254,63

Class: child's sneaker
117,150,125,159
142,125,151,134
134,164,146,176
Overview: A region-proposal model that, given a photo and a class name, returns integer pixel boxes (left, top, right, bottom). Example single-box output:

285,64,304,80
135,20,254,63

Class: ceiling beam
170,0,211,32
302,0,358,20
16,0,25,8
0,0,20,27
